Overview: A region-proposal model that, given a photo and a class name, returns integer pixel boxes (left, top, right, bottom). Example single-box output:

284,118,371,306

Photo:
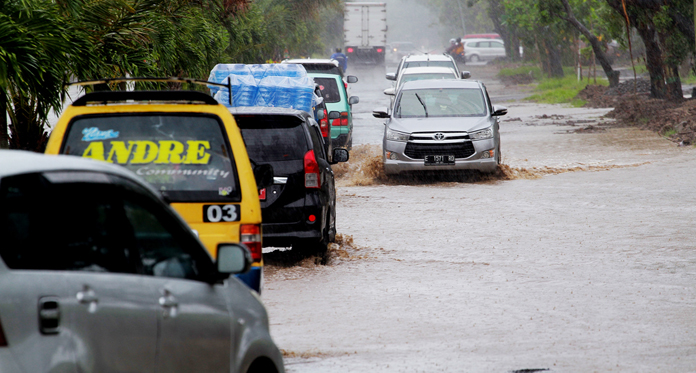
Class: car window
236,115,309,162
314,78,341,103
298,63,342,76
0,173,140,273
308,125,326,161
395,88,487,118
61,114,240,203
491,41,504,48
124,196,210,280
479,42,491,48
400,73,456,87
403,61,455,70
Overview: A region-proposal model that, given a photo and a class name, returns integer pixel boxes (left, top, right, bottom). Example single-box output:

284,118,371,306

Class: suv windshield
400,73,455,87
296,63,342,76
235,115,308,162
403,61,456,70
61,114,240,202
314,77,341,103
396,88,486,118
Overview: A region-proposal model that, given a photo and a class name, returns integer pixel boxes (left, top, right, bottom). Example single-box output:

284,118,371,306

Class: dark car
230,107,349,253
0,150,284,373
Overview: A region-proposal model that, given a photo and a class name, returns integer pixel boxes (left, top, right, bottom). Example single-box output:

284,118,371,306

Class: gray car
0,150,284,373
373,79,507,175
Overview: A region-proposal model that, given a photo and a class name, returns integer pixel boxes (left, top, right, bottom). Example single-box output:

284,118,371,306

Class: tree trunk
635,24,666,98
606,0,666,98
0,90,8,149
558,0,619,87
540,30,564,78
487,0,519,62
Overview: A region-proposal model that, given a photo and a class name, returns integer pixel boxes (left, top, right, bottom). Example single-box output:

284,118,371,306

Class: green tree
0,0,78,150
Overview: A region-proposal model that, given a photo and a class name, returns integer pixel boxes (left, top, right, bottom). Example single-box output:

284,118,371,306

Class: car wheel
329,208,336,242
470,55,480,63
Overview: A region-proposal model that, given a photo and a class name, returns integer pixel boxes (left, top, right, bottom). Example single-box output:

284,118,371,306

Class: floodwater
262,63,696,372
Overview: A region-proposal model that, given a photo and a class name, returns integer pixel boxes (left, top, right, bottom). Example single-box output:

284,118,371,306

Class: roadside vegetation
0,0,344,151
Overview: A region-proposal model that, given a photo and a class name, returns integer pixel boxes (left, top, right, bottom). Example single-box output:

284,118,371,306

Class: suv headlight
469,127,493,140
386,129,410,142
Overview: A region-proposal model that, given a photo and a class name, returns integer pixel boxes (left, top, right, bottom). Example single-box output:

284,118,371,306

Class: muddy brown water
263,64,696,372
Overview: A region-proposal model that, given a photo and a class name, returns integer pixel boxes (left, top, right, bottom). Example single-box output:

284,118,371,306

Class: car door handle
38,297,61,335
159,296,178,308
76,285,98,313
159,290,178,318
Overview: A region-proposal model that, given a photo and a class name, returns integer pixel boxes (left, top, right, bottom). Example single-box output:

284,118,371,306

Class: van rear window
235,115,307,163
314,78,341,103
61,114,240,202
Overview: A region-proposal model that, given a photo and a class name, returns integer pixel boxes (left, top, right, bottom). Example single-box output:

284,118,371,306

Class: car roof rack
66,77,231,106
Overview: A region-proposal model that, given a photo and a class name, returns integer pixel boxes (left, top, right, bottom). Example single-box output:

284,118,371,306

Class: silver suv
386,54,468,81
373,79,507,174
0,150,284,373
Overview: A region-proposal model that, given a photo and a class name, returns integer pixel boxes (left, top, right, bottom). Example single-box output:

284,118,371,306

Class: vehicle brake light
377,48,384,53
331,112,349,127
0,319,7,347
346,47,354,53
320,109,330,138
259,188,266,201
240,224,262,262
304,150,320,189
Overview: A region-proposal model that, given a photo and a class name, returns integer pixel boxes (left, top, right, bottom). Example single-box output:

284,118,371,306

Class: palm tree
0,0,77,150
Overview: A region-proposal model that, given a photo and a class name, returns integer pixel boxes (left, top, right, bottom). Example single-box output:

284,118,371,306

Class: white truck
343,2,387,65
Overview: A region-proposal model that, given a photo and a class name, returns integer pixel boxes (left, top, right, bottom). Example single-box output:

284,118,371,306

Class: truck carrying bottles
208,63,316,114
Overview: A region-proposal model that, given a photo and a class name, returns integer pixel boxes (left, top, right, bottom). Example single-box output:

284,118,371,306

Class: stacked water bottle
209,63,316,113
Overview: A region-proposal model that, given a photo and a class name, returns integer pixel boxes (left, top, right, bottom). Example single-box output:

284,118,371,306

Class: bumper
383,138,498,174
262,206,324,247
332,133,350,148
235,265,263,293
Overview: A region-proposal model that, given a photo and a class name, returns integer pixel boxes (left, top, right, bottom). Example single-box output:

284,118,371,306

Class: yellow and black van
45,79,269,292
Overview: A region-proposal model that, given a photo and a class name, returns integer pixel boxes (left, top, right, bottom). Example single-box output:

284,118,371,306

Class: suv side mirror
372,109,390,119
461,71,471,79
386,73,397,81
216,243,251,275
331,148,349,164
346,75,358,83
492,105,508,116
253,164,274,190
348,96,359,105
316,110,325,120
328,111,340,120
383,88,395,96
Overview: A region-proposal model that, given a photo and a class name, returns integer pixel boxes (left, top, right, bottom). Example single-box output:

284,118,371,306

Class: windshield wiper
415,93,428,118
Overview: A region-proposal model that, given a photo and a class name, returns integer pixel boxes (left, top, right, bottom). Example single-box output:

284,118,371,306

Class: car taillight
346,47,354,53
240,224,262,262
259,188,266,201
377,48,384,53
0,319,7,347
320,109,330,138
304,150,320,189
331,112,349,127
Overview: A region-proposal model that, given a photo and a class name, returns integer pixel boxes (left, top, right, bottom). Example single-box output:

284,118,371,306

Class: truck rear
344,2,387,66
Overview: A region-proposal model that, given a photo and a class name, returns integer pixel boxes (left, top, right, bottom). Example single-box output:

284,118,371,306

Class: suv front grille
404,142,475,159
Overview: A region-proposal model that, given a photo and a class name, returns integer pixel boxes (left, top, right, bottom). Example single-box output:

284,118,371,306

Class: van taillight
320,109,330,138
346,47,354,53
331,112,349,127
240,224,262,262
0,319,7,347
304,150,320,189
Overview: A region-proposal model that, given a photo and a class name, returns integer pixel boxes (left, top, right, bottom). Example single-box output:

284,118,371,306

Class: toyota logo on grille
433,133,445,141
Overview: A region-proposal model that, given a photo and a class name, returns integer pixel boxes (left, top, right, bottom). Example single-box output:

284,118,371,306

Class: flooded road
263,64,696,372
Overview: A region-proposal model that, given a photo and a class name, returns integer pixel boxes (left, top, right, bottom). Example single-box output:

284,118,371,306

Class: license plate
424,155,455,166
